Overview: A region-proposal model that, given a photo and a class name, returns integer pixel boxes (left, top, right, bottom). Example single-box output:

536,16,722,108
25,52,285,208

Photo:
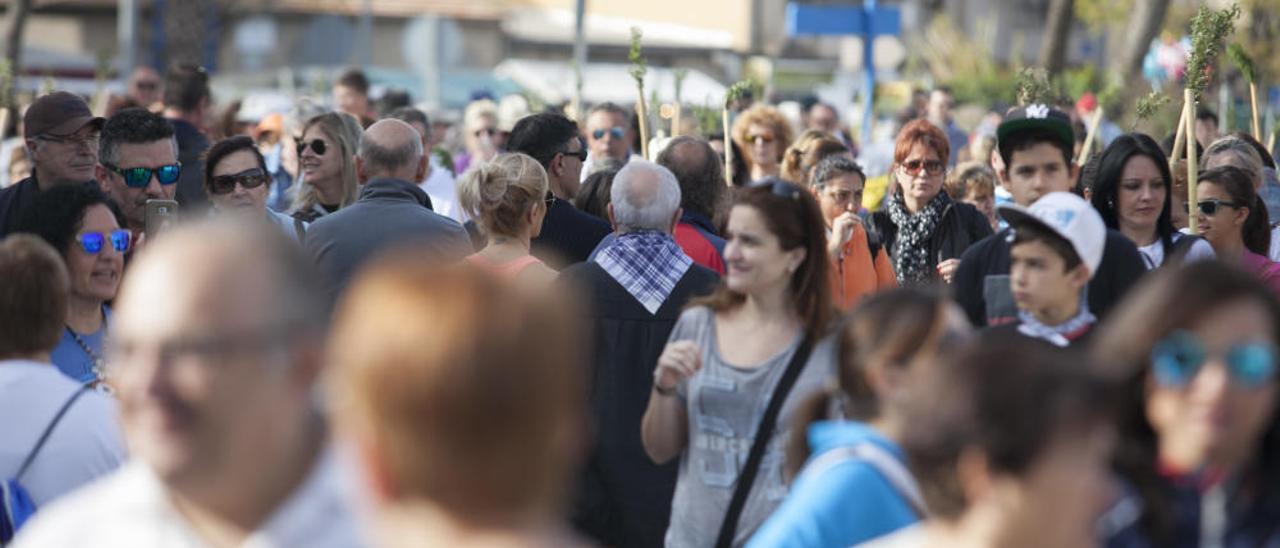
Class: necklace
66,325,107,386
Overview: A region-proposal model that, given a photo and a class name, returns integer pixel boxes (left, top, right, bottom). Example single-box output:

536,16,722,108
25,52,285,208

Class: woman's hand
654,340,702,394
828,212,861,260
936,258,961,284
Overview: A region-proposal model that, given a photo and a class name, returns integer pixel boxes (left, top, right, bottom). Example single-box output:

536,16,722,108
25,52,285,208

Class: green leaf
628,27,647,85
724,80,752,109
1227,41,1257,84
1186,3,1241,98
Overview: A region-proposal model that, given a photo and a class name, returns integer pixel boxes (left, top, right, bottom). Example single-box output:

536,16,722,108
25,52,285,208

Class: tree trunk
1,0,33,107
1109,0,1172,82
1038,0,1074,76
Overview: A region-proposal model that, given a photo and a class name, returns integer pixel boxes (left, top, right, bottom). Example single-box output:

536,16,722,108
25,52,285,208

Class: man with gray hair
94,107,180,238
304,119,471,304
560,160,719,548
14,218,363,547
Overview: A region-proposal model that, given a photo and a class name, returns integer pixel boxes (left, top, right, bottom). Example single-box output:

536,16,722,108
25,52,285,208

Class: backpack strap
15,384,92,480
799,442,929,518
292,217,307,244
713,336,815,548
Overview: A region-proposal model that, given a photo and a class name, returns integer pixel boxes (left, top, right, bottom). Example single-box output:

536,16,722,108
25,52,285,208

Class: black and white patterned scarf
886,190,950,284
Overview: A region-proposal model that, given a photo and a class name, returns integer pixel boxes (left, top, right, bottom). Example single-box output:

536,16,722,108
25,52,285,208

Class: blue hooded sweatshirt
747,421,920,548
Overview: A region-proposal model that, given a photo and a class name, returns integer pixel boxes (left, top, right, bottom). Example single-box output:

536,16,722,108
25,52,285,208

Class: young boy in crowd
952,104,1145,326
994,192,1105,347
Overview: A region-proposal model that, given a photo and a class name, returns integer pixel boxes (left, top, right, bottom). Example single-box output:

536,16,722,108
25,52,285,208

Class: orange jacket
831,224,897,310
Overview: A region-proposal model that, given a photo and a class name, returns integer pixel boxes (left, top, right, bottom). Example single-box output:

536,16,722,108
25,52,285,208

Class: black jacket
168,118,211,211
532,197,612,269
867,198,993,281
558,261,718,548
954,228,1147,327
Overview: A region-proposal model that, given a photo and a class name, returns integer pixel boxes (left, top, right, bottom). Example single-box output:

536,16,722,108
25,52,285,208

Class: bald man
13,219,363,547
305,119,472,304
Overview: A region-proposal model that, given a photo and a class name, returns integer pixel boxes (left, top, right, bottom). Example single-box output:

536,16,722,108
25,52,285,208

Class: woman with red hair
868,119,992,285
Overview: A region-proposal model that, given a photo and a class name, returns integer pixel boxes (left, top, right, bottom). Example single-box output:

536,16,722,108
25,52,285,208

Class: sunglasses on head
1196,198,1240,216
751,179,804,201
900,159,946,176
592,127,625,140
103,162,181,188
209,168,268,195
77,229,132,255
296,139,327,156
1151,330,1278,389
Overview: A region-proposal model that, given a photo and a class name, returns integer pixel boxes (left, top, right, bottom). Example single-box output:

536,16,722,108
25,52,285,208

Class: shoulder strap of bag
713,336,815,548
15,384,92,480
292,217,307,244
799,443,929,518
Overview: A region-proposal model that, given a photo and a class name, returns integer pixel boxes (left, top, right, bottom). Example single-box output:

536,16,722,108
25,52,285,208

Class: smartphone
145,199,179,237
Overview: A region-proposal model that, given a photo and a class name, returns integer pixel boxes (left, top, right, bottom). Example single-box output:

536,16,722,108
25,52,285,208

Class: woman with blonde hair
780,130,850,186
454,99,500,175
290,111,363,223
457,152,559,286
732,105,795,182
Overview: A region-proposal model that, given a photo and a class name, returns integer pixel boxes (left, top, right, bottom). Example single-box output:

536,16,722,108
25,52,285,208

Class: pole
118,0,137,80
859,0,876,148
361,0,374,66
1077,108,1103,166
1251,82,1261,140
723,107,733,186
1186,89,1199,233
571,0,587,121
1170,96,1187,169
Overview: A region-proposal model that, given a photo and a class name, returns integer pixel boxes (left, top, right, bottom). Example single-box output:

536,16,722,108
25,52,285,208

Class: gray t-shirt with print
665,306,836,547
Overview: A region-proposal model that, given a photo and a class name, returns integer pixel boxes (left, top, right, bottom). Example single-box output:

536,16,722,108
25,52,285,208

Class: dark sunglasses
1152,330,1277,389
77,229,132,255
592,127,625,140
103,162,181,188
209,168,268,195
559,140,588,162
296,139,328,157
474,128,498,138
134,81,159,91
544,191,556,208
1196,198,1240,216
900,159,946,176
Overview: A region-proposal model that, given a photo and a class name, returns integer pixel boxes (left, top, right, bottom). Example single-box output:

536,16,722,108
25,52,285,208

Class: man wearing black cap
0,92,105,237
952,104,1145,326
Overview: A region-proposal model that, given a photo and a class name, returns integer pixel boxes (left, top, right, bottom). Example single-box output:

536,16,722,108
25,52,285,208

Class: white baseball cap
997,192,1106,278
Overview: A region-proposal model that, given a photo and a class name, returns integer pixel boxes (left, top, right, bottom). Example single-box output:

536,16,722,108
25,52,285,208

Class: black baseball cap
24,91,105,138
997,104,1074,152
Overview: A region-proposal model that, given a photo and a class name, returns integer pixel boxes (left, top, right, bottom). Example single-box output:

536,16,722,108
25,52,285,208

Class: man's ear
607,202,619,231
414,154,428,182
355,156,369,185
670,207,683,234
1068,263,1091,291
94,164,110,192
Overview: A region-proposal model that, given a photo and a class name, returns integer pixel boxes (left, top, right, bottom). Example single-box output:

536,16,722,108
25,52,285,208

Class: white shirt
419,164,467,224
1137,233,1215,270
14,448,366,548
1270,225,1280,262
0,360,125,508
855,525,926,547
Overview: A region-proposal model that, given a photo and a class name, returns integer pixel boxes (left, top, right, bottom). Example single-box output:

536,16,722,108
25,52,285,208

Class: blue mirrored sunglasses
104,162,181,188
591,126,625,140
1151,330,1278,389
77,229,132,255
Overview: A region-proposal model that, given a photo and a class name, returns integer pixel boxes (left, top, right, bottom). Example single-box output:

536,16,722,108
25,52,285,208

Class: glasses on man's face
591,127,625,140
474,128,498,138
544,191,556,208
134,81,159,91
559,138,588,162
103,162,182,188
296,139,327,157
1196,198,1240,216
1151,330,1278,389
209,168,268,195
77,229,132,255
900,159,945,177
37,132,100,150
107,324,302,373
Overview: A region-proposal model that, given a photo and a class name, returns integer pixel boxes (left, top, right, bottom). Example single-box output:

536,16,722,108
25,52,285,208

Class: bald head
656,136,724,219
357,119,426,183
610,160,681,234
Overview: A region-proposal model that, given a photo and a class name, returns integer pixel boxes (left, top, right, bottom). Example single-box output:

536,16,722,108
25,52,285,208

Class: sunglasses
559,140,588,162
209,168,268,195
77,229,132,255
296,139,328,156
900,159,946,176
1151,330,1277,389
748,133,777,144
1196,198,1240,216
592,127,625,140
544,191,556,208
103,162,181,188
474,128,498,138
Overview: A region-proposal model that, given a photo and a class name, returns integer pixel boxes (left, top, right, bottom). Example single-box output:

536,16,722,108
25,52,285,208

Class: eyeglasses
134,81,159,91
544,191,556,208
36,132,99,149
592,127,625,140
77,229,132,255
296,139,328,157
209,168,268,195
558,139,588,162
900,159,946,176
824,188,859,204
103,162,182,188
749,133,776,144
1196,198,1240,216
474,128,498,138
1151,330,1277,389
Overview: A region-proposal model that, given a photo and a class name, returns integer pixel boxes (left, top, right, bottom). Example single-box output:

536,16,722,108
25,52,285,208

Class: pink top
1242,251,1280,295
466,254,545,280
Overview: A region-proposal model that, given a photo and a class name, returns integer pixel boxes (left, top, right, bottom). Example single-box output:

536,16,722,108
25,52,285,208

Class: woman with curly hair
732,105,795,182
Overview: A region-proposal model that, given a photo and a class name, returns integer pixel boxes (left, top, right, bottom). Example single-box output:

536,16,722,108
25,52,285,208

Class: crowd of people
0,62,1278,548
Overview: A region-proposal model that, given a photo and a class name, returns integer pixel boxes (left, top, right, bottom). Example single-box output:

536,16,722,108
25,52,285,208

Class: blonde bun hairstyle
457,152,549,239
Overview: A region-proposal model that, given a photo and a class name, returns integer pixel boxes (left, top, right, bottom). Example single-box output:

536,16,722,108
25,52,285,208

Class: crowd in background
0,63,1277,548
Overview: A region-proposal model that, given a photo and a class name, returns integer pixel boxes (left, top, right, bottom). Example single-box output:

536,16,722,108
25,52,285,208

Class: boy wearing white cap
995,191,1106,347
